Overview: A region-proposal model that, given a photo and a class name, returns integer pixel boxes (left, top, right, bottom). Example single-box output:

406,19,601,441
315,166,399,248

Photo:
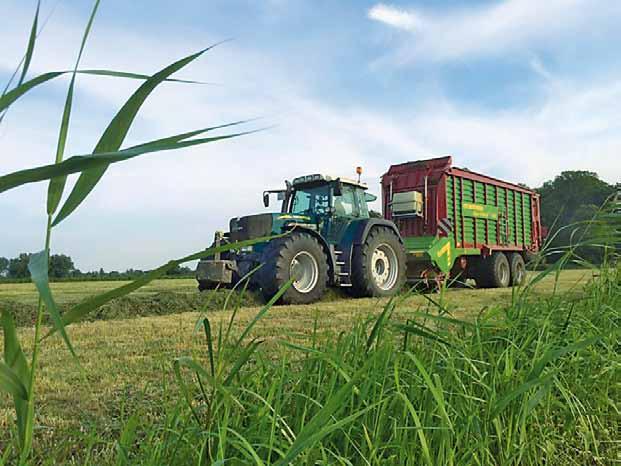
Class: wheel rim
499,261,510,285
290,251,319,293
371,243,399,291
515,263,525,284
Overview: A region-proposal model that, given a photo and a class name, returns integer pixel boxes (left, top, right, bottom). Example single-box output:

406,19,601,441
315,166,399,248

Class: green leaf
17,0,40,86
75,69,205,84
0,69,200,116
1,310,30,446
47,0,101,215
28,251,76,359
527,337,599,381
0,71,65,113
223,339,264,386
0,128,255,195
53,44,218,226
404,352,453,430
490,374,554,420
233,279,293,350
0,362,28,400
366,297,395,352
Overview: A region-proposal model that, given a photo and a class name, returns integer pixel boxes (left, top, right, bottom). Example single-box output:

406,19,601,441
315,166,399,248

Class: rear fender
353,219,403,246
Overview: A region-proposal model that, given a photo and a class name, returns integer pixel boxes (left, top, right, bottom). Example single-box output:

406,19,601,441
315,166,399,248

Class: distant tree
166,264,193,276
0,257,8,277
48,254,76,278
537,171,615,263
8,253,31,278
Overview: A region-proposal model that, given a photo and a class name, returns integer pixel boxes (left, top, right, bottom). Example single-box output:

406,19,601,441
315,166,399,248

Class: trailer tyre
476,252,510,288
508,253,526,286
350,227,406,297
260,232,328,305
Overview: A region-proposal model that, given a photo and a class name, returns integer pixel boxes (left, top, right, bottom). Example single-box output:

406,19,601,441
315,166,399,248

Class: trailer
381,156,542,287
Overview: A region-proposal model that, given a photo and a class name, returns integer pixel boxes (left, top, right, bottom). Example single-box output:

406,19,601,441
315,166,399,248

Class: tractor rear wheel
350,227,406,297
259,233,328,304
508,253,526,286
476,252,510,288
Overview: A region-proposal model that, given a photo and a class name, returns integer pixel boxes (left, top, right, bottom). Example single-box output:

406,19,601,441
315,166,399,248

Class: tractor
196,174,407,304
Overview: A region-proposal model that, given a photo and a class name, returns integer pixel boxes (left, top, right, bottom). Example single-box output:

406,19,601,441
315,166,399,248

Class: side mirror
263,192,269,208
334,179,343,197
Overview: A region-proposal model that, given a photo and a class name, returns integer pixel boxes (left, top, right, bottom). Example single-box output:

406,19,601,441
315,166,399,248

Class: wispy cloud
368,0,619,64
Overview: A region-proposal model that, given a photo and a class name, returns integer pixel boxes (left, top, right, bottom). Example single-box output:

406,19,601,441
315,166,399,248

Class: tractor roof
291,174,368,189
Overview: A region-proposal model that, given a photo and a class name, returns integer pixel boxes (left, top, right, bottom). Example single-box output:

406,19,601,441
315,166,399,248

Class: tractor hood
228,213,313,242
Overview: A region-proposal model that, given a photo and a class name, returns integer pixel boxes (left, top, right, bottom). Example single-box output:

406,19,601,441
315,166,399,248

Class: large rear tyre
508,253,526,286
350,227,406,297
476,252,510,288
259,233,328,305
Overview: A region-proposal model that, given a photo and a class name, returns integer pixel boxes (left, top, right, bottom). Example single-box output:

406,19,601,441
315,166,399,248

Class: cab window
290,185,330,216
356,189,370,218
333,186,359,217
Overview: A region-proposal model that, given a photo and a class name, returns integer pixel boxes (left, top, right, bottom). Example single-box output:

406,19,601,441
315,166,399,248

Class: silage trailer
381,156,543,287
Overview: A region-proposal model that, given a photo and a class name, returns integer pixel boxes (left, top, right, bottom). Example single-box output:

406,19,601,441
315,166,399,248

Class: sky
1,0,620,271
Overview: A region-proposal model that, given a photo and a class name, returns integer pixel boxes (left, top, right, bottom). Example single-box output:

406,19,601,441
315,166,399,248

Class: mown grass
1,267,617,464
0,269,592,328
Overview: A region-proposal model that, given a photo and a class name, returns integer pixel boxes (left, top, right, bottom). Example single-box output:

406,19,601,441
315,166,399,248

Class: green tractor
196,174,407,304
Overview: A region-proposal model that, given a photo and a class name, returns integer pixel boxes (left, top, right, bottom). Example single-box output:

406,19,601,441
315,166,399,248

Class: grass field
3,268,615,465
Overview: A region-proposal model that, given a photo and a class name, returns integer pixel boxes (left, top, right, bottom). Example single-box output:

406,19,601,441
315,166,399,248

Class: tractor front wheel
260,233,328,304
350,227,406,297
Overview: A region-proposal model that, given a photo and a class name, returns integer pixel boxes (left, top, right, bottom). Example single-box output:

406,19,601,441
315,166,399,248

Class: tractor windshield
289,184,331,216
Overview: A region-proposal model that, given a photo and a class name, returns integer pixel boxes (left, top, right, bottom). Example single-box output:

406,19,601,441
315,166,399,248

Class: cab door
327,185,359,243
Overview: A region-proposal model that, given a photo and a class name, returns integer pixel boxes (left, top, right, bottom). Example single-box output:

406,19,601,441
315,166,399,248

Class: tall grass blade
47,0,101,215
273,360,372,466
45,234,281,335
17,1,40,87
0,69,199,115
28,251,77,359
53,44,220,226
233,279,293,349
0,362,28,400
1,310,30,448
0,129,255,194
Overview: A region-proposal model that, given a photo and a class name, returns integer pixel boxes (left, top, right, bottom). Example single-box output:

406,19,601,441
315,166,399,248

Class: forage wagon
196,156,543,303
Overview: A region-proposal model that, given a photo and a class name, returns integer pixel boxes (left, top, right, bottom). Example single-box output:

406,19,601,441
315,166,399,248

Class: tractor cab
264,174,376,225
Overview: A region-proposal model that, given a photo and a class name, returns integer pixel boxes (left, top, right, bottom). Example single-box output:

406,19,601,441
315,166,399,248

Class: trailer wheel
508,253,526,286
259,232,328,304
350,227,406,297
476,252,510,288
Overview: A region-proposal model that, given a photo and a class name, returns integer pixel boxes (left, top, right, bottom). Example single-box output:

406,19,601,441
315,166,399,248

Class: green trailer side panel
446,174,534,249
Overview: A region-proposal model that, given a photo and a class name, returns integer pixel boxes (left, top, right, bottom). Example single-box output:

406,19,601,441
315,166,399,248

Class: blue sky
1,0,620,271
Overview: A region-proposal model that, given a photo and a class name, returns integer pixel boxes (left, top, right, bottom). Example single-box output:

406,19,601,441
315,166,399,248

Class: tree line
0,254,193,281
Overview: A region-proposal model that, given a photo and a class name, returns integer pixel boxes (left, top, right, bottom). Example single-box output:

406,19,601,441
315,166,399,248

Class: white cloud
368,3,423,31
368,0,620,63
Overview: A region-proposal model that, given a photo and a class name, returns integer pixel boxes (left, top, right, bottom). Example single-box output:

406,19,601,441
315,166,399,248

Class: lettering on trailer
438,217,453,236
462,202,499,220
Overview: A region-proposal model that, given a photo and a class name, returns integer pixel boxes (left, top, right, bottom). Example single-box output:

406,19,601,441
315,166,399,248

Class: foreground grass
0,268,618,464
